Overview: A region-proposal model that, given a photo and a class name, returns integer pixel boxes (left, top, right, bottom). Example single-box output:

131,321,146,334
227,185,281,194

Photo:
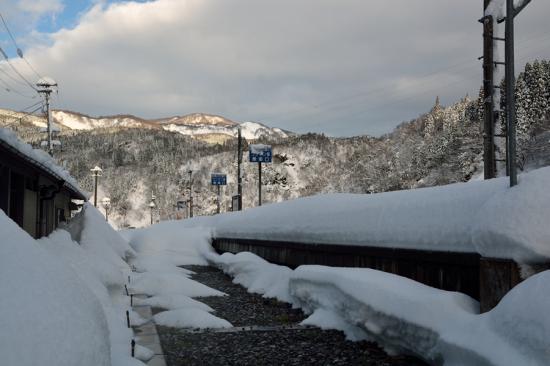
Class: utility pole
90,166,102,207
36,78,57,156
237,127,243,210
481,0,496,179
188,170,193,218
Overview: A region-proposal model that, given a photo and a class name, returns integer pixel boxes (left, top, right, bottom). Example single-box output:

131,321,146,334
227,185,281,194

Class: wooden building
0,134,87,238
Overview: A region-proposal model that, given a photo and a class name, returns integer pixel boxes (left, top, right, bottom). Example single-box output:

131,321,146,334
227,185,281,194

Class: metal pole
188,170,193,218
505,0,517,187
150,206,153,225
237,128,243,210
45,92,53,156
482,0,495,179
105,207,108,222
93,173,98,207
258,162,262,206
217,185,221,214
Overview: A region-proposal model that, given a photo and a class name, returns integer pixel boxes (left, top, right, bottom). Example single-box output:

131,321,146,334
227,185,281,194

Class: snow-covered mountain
47,110,290,141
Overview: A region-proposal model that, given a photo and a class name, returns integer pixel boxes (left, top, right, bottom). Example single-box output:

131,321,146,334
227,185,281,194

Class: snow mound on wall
211,166,550,263
488,270,550,365
201,244,550,366
0,210,110,366
154,308,232,329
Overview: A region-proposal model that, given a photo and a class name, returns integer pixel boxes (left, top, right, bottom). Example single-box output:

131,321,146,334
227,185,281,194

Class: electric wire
19,100,44,113
0,74,36,98
0,49,37,92
0,12,42,80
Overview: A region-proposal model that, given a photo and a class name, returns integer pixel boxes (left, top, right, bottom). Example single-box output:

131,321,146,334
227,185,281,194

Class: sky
0,0,549,137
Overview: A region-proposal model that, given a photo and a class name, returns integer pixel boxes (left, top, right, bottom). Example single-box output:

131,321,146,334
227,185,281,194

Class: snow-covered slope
48,110,290,141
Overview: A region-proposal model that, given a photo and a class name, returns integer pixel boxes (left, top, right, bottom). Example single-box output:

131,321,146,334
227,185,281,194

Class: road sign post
211,173,227,214
249,144,272,206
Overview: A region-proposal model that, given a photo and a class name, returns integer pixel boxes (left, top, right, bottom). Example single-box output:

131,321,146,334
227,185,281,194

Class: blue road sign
249,144,272,163
211,173,227,185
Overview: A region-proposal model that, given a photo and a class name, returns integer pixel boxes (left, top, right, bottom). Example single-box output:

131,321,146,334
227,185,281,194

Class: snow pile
125,221,550,365
154,308,232,329
0,127,87,198
125,225,231,329
211,166,550,263
41,204,146,366
0,210,110,366
207,244,550,365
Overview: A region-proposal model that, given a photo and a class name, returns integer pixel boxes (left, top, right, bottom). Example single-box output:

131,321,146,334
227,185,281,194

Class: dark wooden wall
212,238,481,301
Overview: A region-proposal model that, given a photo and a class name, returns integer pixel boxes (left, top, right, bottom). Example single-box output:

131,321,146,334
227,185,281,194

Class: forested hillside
2,60,549,228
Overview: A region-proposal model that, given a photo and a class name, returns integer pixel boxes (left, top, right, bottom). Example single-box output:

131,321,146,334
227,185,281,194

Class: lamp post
101,197,111,222
90,166,102,207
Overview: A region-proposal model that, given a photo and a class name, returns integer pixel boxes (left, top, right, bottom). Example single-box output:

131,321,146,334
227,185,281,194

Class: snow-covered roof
0,128,88,200
209,167,550,263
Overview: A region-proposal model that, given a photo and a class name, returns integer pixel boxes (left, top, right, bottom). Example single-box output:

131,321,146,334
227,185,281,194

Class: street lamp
148,200,155,225
101,197,111,222
90,166,102,207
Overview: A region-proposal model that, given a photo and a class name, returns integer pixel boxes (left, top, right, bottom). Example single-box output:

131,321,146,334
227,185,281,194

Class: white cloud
17,0,63,15
2,0,549,136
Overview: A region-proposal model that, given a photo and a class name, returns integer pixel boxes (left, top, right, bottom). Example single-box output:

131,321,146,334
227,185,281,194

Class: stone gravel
155,265,427,366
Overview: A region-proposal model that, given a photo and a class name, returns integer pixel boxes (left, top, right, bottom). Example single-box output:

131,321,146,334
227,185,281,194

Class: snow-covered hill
47,110,290,141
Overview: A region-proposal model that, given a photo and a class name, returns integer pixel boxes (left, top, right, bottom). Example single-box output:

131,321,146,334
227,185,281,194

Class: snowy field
123,220,550,366
2,166,550,366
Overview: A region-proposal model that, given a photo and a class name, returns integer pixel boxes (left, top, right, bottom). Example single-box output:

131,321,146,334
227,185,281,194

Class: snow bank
40,204,146,366
210,167,550,263
0,210,110,366
126,218,550,365
154,308,232,329
204,246,550,366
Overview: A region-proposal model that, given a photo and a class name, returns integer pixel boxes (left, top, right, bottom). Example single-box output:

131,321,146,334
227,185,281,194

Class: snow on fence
212,166,550,264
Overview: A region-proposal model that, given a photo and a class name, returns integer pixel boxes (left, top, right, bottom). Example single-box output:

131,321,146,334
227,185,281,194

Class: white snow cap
249,144,271,154
36,76,57,87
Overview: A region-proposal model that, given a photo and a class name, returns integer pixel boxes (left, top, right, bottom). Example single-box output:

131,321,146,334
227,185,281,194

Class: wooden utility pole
482,0,496,179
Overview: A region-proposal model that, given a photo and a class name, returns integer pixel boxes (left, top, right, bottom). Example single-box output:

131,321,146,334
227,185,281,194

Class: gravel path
156,265,427,366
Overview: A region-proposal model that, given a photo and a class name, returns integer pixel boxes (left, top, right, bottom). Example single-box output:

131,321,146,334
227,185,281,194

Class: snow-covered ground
4,165,550,365
124,220,550,366
190,166,550,264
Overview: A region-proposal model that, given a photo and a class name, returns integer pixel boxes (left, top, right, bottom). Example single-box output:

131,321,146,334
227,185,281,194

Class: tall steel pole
94,174,98,207
188,170,193,218
505,0,517,187
217,185,221,214
482,0,496,179
258,162,262,206
237,127,243,210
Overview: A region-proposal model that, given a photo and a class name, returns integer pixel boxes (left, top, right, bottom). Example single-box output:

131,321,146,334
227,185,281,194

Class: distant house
0,128,87,238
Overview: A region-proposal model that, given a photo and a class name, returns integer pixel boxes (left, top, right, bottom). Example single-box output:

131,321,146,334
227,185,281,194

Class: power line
20,100,44,113
0,74,36,98
0,64,27,86
0,12,42,80
0,47,37,92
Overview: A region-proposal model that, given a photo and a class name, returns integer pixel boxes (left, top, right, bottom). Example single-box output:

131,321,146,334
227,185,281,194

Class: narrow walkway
156,265,427,366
